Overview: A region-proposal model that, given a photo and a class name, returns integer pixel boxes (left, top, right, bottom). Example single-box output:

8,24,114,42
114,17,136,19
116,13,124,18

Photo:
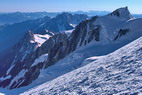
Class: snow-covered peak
108,7,134,20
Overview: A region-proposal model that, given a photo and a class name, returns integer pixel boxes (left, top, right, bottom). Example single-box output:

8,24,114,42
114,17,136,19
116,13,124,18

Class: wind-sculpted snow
22,36,142,95
0,7,142,91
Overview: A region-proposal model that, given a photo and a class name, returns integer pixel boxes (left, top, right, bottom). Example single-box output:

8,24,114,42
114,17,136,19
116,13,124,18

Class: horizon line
0,10,141,14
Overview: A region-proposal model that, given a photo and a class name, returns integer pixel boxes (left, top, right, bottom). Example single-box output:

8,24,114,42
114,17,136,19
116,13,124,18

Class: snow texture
22,36,142,95
32,34,51,47
31,53,48,67
0,7,142,95
0,75,11,82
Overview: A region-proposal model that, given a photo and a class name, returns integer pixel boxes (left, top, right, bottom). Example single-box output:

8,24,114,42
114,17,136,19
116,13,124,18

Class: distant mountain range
0,13,88,88
0,12,88,56
0,12,60,25
0,11,141,26
0,7,142,95
133,14,142,18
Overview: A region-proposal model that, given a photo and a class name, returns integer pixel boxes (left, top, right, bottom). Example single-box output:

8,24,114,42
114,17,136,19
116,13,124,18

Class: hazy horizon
0,0,141,14
0,9,141,15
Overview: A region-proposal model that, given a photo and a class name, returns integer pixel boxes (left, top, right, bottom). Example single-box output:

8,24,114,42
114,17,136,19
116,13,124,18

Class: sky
0,0,141,14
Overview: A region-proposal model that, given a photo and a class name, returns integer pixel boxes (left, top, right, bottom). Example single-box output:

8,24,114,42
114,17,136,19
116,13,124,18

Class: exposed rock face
0,16,51,56
44,16,100,68
25,33,68,67
22,36,142,95
114,29,129,40
1,16,100,89
0,13,87,56
0,12,88,89
0,33,68,88
71,16,100,47
33,12,88,33
10,33,68,89
108,7,134,20
0,31,37,74
1,7,142,89
0,31,39,88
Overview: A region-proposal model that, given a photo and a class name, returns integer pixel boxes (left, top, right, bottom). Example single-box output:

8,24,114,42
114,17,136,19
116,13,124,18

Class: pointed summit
108,7,134,20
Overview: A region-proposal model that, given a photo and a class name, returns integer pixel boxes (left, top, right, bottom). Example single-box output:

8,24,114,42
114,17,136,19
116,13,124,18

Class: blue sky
0,0,141,14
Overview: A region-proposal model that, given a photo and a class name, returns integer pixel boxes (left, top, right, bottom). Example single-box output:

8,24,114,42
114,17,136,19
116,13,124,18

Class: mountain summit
108,7,134,20
0,7,142,95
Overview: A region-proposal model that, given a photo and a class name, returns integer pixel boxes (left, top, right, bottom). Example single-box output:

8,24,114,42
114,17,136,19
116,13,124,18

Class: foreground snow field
21,36,142,95
0,7,142,95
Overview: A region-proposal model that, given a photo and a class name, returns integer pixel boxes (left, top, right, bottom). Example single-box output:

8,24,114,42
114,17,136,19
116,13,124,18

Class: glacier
22,36,142,95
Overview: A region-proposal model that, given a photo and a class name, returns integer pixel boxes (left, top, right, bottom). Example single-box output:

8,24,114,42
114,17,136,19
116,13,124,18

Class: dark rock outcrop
108,7,133,20
0,31,38,77
0,7,139,89
33,12,88,33
0,14,105,89
114,29,129,40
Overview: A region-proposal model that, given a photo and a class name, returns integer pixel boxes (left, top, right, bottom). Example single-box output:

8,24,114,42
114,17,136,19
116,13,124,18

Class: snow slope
0,93,5,95
0,7,142,94
32,34,51,47
62,29,75,37
31,53,48,67
22,36,142,95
